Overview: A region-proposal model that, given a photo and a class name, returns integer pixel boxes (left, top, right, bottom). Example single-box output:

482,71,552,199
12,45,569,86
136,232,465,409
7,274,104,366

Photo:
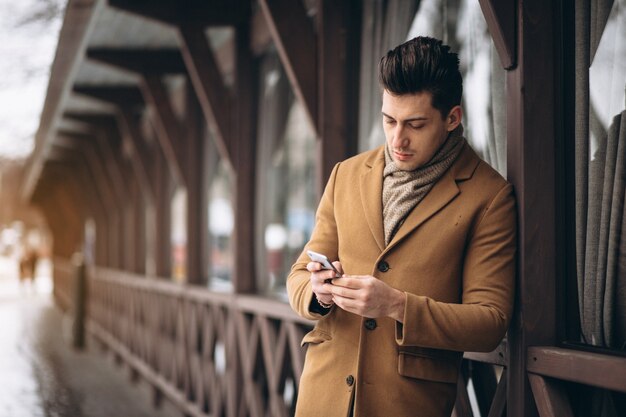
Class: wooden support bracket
139,75,187,187
478,0,516,70
116,110,157,203
528,374,574,417
178,23,233,168
258,0,317,130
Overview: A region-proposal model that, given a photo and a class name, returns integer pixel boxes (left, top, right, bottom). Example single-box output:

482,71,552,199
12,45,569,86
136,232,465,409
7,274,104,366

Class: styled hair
379,36,463,118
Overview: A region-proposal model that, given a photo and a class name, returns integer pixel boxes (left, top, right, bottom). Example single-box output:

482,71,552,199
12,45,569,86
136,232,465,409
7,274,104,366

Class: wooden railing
52,258,509,417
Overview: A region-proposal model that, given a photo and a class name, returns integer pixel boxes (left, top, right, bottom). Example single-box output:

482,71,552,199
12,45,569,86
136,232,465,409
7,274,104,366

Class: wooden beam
116,110,156,203
107,0,242,26
454,363,474,417
317,0,360,189
250,7,272,55
73,85,143,108
464,339,507,366
87,48,187,75
528,374,574,417
62,114,129,203
178,23,233,168
258,0,317,130
479,0,516,70
22,0,101,203
527,347,626,393
56,131,120,213
140,75,186,186
488,370,507,417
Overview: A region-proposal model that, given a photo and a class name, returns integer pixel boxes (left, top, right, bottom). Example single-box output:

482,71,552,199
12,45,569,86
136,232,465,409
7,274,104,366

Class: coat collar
359,141,480,253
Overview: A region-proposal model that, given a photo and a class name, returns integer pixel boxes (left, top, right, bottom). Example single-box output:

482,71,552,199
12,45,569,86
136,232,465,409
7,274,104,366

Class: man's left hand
326,275,406,322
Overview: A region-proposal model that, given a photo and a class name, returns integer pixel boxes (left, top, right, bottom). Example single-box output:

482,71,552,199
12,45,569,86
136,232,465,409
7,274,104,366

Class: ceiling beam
73,85,144,108
107,0,242,26
258,0,317,130
87,48,187,75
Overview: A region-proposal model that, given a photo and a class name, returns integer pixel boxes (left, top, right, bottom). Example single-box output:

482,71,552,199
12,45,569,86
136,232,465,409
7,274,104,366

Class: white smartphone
306,250,340,276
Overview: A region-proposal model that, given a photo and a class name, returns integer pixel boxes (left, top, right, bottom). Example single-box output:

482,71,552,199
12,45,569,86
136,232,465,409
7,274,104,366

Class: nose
392,124,409,149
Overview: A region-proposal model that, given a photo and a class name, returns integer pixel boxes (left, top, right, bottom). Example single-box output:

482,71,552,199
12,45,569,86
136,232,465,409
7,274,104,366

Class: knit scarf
382,126,465,245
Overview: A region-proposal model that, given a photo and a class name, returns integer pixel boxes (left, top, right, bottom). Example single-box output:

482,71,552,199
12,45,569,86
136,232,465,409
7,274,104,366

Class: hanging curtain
358,0,421,152
576,0,626,351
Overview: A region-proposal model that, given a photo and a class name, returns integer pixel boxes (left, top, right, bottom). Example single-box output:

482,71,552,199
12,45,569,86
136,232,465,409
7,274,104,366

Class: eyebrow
381,112,428,122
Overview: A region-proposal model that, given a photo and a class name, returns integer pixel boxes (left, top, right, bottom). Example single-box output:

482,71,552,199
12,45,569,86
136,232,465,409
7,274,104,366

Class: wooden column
506,1,557,417
154,142,172,278
233,5,258,293
58,132,121,267
317,0,361,188
133,172,146,274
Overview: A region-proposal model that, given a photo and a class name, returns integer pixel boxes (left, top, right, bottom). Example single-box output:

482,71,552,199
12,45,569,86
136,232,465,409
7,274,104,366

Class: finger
332,261,344,276
306,262,322,272
330,276,362,289
329,284,358,300
332,295,363,315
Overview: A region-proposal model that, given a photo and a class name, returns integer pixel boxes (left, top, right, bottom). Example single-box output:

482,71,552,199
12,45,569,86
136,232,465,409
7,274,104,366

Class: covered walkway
0,256,178,417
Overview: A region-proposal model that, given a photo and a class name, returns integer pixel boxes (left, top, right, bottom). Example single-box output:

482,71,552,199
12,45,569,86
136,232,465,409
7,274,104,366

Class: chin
396,161,421,171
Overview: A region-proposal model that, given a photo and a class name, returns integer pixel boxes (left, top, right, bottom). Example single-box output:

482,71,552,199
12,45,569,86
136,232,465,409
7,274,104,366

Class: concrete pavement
0,256,181,417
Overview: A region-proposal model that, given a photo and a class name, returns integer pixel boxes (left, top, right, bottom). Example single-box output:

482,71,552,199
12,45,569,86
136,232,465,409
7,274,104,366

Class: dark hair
379,36,463,118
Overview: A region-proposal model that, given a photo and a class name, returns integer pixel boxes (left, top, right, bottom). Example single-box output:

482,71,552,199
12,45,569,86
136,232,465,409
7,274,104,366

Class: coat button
364,319,377,330
346,375,355,386
377,261,389,272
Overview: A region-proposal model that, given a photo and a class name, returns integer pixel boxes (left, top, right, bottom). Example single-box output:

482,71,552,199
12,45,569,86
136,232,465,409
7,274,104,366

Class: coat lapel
384,142,480,254
360,147,386,252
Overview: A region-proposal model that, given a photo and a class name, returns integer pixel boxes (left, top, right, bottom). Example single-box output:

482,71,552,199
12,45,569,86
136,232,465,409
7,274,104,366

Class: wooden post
506,1,557,416
233,8,258,294
72,252,87,349
317,0,361,190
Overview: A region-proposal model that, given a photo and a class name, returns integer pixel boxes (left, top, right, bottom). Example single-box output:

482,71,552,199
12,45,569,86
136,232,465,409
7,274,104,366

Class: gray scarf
382,126,465,245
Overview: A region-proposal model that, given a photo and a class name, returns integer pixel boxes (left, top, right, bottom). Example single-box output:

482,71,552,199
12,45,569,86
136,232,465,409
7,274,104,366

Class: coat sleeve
287,163,341,321
396,183,517,352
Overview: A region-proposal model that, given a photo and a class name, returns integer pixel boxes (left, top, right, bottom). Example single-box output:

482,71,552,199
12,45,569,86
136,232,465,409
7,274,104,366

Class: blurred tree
16,0,65,26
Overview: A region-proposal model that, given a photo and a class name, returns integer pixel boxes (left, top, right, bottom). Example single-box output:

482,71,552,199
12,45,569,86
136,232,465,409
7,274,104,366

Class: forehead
381,90,436,118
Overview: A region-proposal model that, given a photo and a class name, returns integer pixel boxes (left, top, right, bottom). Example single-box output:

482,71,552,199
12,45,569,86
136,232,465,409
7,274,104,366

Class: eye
384,118,396,125
408,123,424,130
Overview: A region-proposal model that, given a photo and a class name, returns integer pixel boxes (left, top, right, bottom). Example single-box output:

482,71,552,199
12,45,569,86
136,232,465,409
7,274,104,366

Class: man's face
381,90,462,171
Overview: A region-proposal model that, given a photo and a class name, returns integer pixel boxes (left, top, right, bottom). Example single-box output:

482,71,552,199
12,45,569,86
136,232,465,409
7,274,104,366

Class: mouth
393,150,413,161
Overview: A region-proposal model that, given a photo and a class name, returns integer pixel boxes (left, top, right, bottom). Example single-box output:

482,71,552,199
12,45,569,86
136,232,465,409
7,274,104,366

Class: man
287,36,516,417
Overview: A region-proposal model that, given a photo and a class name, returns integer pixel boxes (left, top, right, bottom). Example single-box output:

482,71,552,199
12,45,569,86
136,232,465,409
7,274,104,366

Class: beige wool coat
287,141,516,417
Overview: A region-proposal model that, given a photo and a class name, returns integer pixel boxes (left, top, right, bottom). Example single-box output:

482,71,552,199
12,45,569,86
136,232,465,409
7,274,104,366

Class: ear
445,105,462,132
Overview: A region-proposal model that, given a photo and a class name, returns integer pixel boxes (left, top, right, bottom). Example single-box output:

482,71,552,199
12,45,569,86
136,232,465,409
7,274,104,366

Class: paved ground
0,256,181,417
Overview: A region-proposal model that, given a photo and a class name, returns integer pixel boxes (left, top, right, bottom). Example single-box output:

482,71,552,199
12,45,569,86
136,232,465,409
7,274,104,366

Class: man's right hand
307,261,343,307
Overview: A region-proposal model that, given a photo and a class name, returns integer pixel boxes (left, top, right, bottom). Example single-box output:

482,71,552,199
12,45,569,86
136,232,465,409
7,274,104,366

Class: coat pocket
398,348,461,384
300,328,332,347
